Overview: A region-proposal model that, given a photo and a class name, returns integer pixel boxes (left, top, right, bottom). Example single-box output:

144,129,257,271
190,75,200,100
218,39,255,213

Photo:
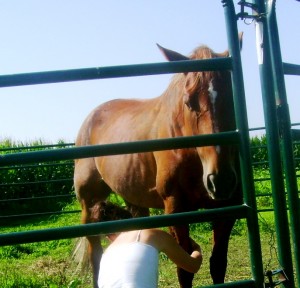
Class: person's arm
153,230,203,274
189,236,202,265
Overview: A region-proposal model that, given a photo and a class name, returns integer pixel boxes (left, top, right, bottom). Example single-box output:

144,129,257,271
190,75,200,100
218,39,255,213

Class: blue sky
0,1,299,143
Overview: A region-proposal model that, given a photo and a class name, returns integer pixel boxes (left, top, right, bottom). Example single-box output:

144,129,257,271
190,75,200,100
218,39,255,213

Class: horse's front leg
210,218,236,284
164,200,194,288
171,225,194,288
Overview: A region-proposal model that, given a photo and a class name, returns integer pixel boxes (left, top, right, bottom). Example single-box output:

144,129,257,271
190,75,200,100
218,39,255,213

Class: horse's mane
166,45,223,97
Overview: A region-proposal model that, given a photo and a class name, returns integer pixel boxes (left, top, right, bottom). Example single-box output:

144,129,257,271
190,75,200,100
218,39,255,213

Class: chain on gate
257,213,288,287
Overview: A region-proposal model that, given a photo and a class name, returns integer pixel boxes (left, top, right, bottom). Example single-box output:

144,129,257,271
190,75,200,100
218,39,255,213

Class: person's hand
189,237,202,264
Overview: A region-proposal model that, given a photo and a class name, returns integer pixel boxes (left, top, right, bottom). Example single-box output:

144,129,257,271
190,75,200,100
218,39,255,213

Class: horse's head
158,36,242,200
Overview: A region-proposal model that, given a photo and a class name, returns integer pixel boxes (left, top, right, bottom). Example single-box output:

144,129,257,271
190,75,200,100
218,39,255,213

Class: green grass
0,202,85,288
1,138,298,287
0,200,283,288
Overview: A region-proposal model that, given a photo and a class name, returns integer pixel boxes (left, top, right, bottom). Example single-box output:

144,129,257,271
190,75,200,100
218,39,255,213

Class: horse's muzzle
206,171,237,200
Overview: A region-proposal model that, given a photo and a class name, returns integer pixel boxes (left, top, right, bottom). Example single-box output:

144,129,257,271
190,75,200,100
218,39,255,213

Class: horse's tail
72,237,90,275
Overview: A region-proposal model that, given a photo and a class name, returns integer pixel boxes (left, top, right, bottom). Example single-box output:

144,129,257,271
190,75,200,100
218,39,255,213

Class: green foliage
294,141,300,171
1,134,299,219
0,139,75,218
250,135,269,169
253,168,273,210
250,135,300,211
1,136,297,287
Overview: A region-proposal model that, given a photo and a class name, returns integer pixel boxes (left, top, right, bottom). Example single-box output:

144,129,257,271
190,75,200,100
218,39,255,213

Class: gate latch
264,269,289,287
236,0,263,21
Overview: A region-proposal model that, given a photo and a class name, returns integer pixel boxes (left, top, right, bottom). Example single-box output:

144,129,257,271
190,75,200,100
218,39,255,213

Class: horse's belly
96,153,163,209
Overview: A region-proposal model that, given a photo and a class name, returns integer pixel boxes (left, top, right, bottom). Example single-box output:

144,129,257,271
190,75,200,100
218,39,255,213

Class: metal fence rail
0,81,260,283
0,132,240,166
0,205,249,246
283,63,300,76
0,1,280,287
253,0,300,286
0,0,299,286
1,133,299,219
0,58,232,88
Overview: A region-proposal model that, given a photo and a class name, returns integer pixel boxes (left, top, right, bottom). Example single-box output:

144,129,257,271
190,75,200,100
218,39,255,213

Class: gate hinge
264,269,289,287
236,0,265,21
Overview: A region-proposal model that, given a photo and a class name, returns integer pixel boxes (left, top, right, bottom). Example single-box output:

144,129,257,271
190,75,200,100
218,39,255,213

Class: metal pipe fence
1,128,298,223
3,0,300,286
1,131,299,219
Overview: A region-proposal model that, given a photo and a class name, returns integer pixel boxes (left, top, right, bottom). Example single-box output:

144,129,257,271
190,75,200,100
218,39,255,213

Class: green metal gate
0,1,299,287
249,0,300,287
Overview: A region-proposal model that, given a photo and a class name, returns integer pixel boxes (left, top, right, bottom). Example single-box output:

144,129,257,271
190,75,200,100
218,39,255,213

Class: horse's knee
177,267,194,288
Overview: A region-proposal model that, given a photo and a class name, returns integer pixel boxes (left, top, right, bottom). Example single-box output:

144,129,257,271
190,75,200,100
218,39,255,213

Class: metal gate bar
199,280,256,288
253,0,299,287
265,1,300,286
283,63,300,76
0,132,239,166
0,58,231,88
223,0,265,286
0,205,248,246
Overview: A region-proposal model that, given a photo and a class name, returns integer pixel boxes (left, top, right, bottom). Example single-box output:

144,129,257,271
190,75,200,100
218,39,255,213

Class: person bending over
92,201,203,288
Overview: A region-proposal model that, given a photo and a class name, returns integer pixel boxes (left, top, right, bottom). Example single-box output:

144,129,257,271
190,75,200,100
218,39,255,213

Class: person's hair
90,201,133,223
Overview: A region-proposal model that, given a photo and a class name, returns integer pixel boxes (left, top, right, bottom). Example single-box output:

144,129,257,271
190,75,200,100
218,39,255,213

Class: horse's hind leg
74,158,111,288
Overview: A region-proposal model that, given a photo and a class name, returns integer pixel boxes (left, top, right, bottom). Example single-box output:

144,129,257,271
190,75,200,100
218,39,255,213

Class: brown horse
74,39,242,288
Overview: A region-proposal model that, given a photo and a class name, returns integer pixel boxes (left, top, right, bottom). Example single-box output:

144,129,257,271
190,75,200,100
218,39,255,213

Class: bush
0,139,75,218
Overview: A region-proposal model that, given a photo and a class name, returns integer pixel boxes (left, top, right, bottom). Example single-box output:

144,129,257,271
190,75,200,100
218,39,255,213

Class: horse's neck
158,85,191,138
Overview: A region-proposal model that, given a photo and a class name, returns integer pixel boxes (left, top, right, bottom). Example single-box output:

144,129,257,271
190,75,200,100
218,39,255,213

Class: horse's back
78,98,162,145
75,98,164,208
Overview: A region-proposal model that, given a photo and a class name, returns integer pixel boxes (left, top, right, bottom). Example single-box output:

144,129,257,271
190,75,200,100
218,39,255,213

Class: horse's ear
221,32,243,57
157,44,189,62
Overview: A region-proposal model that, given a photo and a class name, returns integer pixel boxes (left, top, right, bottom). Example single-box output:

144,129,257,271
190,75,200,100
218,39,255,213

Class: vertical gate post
253,0,295,286
222,0,264,286
266,1,300,286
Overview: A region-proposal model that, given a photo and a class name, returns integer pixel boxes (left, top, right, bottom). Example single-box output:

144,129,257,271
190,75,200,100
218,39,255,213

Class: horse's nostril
207,174,216,193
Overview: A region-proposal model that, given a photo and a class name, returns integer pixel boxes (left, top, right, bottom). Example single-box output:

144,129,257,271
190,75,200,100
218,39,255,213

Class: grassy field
0,200,282,288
